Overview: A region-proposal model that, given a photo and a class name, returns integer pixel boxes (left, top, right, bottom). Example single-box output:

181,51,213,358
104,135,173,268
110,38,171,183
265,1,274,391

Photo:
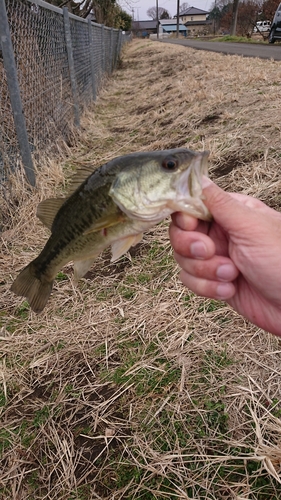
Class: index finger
171,212,199,231
171,212,211,237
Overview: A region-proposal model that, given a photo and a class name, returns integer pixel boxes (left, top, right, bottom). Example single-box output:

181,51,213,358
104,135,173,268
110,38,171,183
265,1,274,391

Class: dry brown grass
1,39,281,499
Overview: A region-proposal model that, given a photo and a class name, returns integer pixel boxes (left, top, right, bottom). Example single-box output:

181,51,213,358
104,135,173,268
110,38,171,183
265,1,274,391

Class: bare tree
46,0,132,27
179,2,190,14
147,6,170,19
46,0,95,18
160,8,170,18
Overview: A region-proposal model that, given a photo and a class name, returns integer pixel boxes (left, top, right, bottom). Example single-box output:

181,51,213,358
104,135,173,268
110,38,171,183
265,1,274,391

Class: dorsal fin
66,167,96,197
36,198,66,230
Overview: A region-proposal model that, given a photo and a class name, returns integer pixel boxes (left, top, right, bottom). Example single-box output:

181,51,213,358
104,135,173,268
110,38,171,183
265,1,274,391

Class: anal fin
73,257,98,281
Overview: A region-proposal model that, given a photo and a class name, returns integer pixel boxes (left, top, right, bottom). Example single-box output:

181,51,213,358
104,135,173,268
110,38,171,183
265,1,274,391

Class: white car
253,20,271,32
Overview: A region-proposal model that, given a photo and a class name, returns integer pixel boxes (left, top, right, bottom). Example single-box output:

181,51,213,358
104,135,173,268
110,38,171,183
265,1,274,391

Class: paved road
160,38,281,61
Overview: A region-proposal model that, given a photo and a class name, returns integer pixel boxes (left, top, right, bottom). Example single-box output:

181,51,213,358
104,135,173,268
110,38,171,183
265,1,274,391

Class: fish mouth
168,151,211,220
175,151,209,198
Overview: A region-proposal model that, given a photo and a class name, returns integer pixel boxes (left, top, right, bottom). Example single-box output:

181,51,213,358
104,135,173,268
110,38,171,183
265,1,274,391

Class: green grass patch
20,421,36,448
68,485,92,500
50,340,66,353
110,358,180,396
136,272,151,285
56,271,68,281
96,286,115,301
211,35,268,43
198,299,226,313
203,348,234,372
0,429,12,454
0,390,6,408
14,298,40,320
118,285,135,300
33,405,50,428
181,292,195,306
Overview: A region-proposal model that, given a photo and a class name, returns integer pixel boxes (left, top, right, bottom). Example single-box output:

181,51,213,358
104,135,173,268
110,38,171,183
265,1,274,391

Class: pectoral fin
73,257,98,281
83,212,126,236
111,233,143,262
37,198,66,230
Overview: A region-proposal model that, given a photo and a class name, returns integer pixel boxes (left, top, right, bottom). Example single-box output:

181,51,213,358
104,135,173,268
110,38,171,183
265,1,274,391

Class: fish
11,148,210,313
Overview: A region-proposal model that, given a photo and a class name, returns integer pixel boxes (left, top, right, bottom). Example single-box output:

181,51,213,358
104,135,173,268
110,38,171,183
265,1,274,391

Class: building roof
180,6,209,16
132,20,157,30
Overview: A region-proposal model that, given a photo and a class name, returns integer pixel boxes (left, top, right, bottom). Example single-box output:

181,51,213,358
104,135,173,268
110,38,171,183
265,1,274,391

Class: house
132,20,157,38
159,19,187,37
178,6,212,35
132,19,187,38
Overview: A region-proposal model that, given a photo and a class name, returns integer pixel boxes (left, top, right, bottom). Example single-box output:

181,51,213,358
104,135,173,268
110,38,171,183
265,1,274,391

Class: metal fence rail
0,0,128,186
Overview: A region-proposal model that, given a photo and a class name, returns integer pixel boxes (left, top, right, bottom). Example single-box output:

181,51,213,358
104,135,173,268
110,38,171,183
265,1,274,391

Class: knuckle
194,260,209,278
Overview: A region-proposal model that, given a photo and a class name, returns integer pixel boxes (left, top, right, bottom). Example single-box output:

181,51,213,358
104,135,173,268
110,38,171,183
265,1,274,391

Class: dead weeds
1,39,281,499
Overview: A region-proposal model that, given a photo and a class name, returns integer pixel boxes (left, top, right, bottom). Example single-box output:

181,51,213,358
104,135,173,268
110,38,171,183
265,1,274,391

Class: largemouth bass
11,148,210,313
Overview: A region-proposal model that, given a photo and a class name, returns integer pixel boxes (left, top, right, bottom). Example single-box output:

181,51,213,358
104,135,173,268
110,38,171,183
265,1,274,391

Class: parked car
269,3,281,43
253,20,271,32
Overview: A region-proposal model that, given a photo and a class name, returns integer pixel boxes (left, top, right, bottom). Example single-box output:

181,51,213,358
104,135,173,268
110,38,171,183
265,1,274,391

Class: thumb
202,177,254,233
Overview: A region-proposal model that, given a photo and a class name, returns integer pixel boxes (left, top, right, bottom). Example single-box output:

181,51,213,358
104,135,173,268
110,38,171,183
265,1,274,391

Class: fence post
0,0,35,186
116,30,122,68
88,18,96,101
109,28,113,74
63,7,80,127
114,30,122,68
101,24,105,74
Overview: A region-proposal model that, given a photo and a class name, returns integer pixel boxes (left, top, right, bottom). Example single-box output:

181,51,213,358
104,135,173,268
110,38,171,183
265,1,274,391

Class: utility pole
214,0,216,35
230,0,239,35
176,0,180,37
156,0,159,39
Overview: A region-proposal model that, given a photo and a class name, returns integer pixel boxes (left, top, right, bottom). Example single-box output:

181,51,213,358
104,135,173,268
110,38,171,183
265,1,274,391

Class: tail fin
11,263,53,313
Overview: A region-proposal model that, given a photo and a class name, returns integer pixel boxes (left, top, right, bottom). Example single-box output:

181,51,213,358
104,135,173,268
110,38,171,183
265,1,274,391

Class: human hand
169,177,281,336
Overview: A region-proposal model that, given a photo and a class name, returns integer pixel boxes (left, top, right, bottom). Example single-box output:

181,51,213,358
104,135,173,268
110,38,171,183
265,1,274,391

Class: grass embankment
1,39,281,499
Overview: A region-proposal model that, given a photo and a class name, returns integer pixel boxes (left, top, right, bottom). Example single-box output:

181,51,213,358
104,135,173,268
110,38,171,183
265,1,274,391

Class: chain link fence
0,0,129,186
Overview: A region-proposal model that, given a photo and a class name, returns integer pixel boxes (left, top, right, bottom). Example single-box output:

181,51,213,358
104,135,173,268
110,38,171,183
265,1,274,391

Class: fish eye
162,158,178,171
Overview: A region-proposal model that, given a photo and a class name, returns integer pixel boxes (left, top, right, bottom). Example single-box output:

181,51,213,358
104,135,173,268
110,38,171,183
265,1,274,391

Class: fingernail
216,264,235,281
216,283,233,299
202,175,212,189
190,241,207,259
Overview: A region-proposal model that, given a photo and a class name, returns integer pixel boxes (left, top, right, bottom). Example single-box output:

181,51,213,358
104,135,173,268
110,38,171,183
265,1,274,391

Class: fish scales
11,148,211,313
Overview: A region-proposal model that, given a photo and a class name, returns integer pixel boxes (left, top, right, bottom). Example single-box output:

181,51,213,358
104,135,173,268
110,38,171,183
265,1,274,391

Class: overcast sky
122,0,214,21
